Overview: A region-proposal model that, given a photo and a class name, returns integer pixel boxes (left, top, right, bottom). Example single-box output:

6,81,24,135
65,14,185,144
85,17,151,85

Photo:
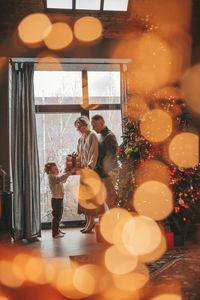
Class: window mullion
81,70,89,118
100,0,104,11
35,104,84,113
72,0,76,10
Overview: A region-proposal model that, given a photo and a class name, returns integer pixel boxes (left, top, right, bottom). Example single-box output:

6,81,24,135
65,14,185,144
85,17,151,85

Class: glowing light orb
104,245,138,275
44,22,73,50
100,208,132,244
78,169,106,210
140,109,172,142
36,56,63,71
133,181,173,220
73,264,102,296
123,96,148,120
55,260,85,299
0,297,10,300
122,216,162,256
18,13,52,45
74,17,103,42
112,263,149,292
0,260,24,287
135,159,170,186
113,214,136,255
24,257,47,284
181,63,200,113
129,33,172,93
139,232,167,263
169,132,199,168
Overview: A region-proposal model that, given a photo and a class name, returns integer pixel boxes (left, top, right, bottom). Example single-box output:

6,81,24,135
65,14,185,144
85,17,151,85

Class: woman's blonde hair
44,162,56,174
74,116,90,131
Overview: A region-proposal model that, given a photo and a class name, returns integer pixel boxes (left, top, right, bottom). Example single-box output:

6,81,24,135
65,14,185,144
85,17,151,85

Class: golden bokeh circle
168,132,199,168
140,109,172,142
18,13,52,45
133,181,173,220
74,17,103,42
44,22,73,50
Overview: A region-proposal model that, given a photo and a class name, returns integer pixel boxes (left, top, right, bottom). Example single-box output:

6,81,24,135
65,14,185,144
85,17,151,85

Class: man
91,114,119,209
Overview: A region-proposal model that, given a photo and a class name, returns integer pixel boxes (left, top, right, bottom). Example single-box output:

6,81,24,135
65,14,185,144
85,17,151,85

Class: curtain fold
11,62,41,241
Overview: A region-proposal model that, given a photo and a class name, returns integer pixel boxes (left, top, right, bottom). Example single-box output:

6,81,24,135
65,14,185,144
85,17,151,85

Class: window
47,0,72,9
34,71,83,104
76,0,101,10
104,0,129,11
34,60,127,224
46,0,129,11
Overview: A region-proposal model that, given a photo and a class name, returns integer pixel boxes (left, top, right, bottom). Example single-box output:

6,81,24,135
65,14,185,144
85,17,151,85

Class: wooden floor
21,227,106,259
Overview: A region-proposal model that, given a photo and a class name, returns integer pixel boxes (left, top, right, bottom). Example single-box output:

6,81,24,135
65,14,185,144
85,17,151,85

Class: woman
74,115,99,233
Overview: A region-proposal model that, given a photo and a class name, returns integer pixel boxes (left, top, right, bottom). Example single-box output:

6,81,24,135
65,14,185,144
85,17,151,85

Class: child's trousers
51,198,63,237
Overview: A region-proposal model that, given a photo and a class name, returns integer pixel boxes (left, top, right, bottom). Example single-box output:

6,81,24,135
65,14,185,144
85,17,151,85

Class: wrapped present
65,152,81,171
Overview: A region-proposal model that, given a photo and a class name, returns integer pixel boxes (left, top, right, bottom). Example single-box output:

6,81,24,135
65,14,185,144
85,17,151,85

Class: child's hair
44,162,56,174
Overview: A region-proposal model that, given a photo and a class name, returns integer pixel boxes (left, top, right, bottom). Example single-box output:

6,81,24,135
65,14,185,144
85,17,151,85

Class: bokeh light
48,257,70,288
102,285,139,300
112,263,149,292
112,213,136,254
55,259,86,299
181,63,200,113
151,294,182,300
44,22,73,50
36,56,63,71
74,17,103,42
104,245,138,275
169,132,199,168
18,13,52,46
123,95,148,120
78,168,106,210
157,24,192,83
100,208,132,244
133,181,173,220
73,264,102,296
140,109,172,142
135,159,170,186
0,260,24,287
126,33,173,93
139,232,167,263
24,257,47,284
122,216,162,256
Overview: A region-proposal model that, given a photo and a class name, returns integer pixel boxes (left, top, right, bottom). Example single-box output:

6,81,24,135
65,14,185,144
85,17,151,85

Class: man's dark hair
91,114,105,122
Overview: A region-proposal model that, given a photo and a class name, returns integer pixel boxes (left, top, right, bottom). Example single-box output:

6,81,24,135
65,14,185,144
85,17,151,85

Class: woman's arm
87,133,99,170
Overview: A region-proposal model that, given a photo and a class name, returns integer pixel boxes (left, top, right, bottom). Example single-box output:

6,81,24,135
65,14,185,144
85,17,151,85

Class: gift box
165,231,174,248
65,153,81,171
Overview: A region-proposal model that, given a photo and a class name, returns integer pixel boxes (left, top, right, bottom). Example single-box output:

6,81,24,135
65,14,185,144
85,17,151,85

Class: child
44,162,72,238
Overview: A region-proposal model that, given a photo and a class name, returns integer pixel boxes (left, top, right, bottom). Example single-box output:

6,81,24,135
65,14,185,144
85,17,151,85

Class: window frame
34,59,130,118
12,57,131,226
44,0,130,13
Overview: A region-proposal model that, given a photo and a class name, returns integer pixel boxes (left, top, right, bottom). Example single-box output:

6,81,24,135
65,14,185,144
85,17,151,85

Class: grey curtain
11,62,41,241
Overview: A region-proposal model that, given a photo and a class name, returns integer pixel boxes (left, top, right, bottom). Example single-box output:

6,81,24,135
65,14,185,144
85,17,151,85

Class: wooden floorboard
21,228,107,259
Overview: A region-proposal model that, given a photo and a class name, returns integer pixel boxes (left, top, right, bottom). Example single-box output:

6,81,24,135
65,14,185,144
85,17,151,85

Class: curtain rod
10,58,132,64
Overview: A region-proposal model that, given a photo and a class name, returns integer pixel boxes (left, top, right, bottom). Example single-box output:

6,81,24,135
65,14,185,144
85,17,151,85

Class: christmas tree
117,97,200,238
